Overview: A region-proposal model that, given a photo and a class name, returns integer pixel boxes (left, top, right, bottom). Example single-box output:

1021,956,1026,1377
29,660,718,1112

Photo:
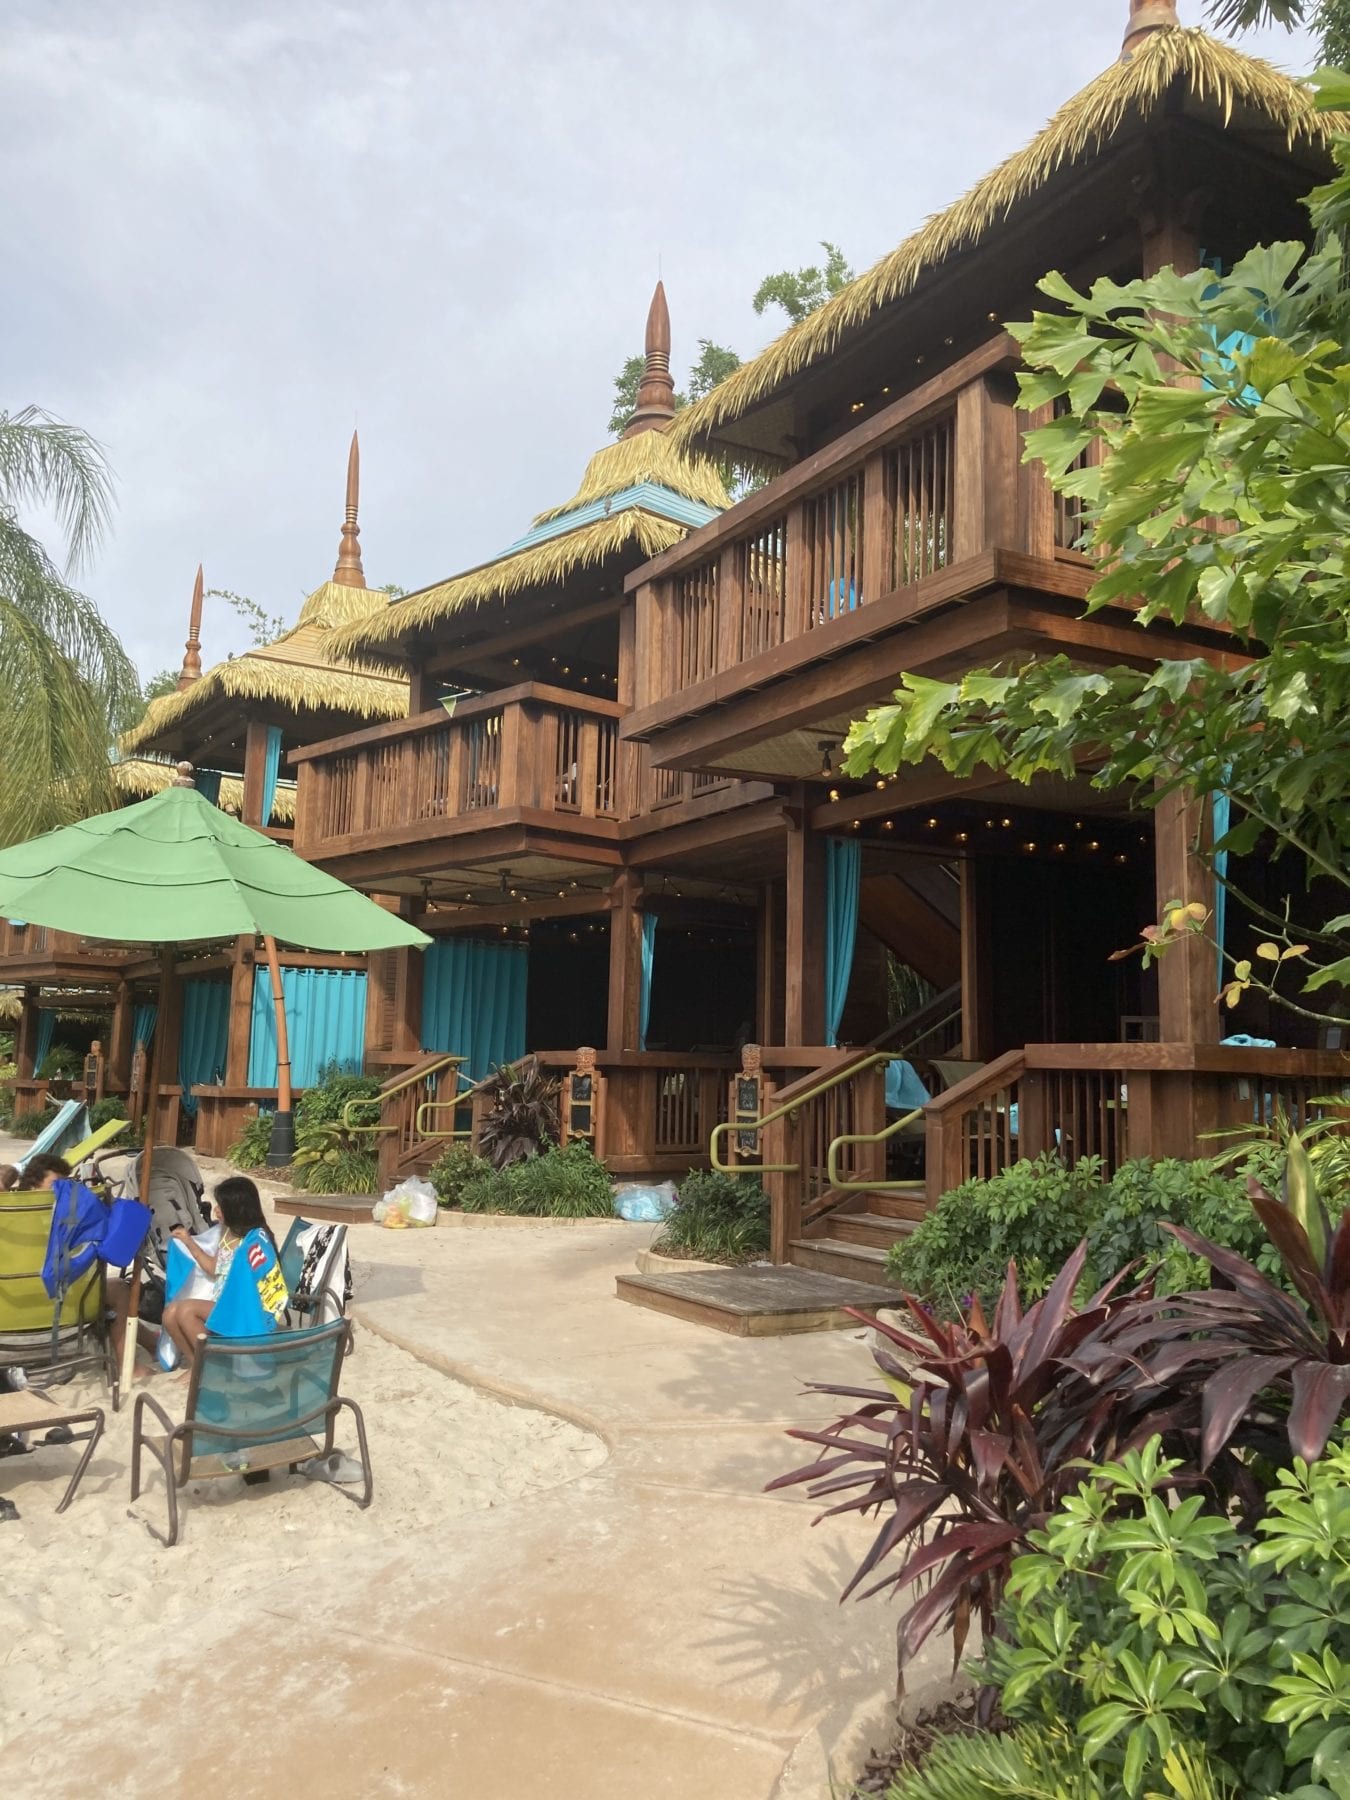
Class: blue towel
41,1179,109,1298
1222,1034,1277,1049
885,1060,930,1112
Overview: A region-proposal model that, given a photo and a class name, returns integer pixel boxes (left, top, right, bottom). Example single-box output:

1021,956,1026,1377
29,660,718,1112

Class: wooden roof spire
332,430,367,588
176,562,205,691
1123,0,1181,57
621,280,677,439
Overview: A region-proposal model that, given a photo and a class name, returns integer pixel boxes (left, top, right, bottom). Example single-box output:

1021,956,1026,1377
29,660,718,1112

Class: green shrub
428,1142,492,1208
87,1094,143,1147
9,1103,59,1140
291,1120,379,1195
654,1169,770,1264
887,1152,1286,1311
939,1438,1350,1800
228,1109,275,1170
457,1142,613,1217
295,1065,381,1129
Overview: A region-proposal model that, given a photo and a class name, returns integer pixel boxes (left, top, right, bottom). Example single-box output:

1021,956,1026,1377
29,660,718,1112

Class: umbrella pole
263,934,295,1167
119,947,171,1399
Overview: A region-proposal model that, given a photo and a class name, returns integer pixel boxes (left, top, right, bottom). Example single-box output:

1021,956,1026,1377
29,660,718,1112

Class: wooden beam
241,719,270,828
1153,786,1220,1045
606,871,645,1053
784,802,826,1046
226,935,256,1086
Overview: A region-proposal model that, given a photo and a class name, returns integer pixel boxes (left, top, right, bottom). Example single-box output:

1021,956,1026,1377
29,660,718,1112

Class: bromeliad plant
476,1061,560,1169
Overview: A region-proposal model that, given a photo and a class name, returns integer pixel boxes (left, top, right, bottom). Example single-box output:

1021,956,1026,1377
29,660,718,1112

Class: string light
828,788,840,803
954,831,969,844
875,780,886,792
1087,840,1100,852
1024,840,1037,852
882,820,894,831
927,817,938,829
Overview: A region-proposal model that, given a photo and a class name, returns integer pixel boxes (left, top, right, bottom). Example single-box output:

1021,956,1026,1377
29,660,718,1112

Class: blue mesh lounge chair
130,1317,371,1545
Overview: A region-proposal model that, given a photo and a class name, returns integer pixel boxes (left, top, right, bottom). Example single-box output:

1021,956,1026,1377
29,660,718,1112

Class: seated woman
161,1177,279,1371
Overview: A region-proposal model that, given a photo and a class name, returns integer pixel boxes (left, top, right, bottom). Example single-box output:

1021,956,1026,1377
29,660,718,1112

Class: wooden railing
0,921,135,967
291,683,625,858
627,337,1032,719
924,1043,1350,1205
534,1050,736,1176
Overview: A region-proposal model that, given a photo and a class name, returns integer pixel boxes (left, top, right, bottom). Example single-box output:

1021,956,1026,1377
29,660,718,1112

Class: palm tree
0,406,140,845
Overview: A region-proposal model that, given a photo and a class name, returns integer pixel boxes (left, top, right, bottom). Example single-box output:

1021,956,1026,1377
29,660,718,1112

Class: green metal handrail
709,1052,894,1175
826,1106,925,1192
341,1053,466,1136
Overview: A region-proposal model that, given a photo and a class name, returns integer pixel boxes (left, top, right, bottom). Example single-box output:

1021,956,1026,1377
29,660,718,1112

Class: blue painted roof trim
504,482,722,553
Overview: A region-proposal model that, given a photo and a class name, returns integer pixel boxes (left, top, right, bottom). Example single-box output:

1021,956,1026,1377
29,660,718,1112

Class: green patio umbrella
0,769,430,1391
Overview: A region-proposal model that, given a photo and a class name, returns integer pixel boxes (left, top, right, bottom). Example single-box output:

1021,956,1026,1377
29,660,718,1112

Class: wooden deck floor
615,1264,899,1336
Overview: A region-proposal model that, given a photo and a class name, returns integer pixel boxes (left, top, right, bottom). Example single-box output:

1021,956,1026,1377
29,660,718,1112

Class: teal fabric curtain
178,978,231,1116
34,1010,55,1073
247,966,368,1090
1212,789,1231,992
639,913,658,1051
194,769,223,806
824,837,862,1046
131,1003,157,1052
420,938,527,1081
260,726,283,827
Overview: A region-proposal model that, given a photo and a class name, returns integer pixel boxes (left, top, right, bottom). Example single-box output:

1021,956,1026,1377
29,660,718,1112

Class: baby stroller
86,1146,211,1318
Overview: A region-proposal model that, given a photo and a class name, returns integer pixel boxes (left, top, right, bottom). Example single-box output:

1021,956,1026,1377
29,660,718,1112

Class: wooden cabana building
290,3,1348,1256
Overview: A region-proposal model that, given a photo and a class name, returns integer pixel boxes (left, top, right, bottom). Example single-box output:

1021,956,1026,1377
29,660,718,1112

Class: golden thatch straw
530,434,729,525
329,510,691,657
122,579,407,753
112,758,297,825
670,29,1345,449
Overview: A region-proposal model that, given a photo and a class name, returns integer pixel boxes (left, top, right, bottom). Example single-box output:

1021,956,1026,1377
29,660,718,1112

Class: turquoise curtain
132,1003,157,1052
261,726,283,827
639,913,658,1051
247,966,368,1089
178,978,231,1116
194,769,222,806
34,1010,55,1073
420,938,527,1081
1212,789,1231,992
824,837,862,1046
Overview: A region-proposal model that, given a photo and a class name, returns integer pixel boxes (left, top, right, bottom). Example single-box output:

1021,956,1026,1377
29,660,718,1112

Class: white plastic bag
373,1175,439,1230
613,1181,677,1223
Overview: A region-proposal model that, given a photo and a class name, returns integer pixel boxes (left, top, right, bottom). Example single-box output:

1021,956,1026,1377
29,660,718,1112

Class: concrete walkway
7,1196,936,1798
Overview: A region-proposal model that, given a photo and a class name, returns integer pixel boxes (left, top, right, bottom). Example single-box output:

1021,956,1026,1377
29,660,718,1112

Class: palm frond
0,407,114,572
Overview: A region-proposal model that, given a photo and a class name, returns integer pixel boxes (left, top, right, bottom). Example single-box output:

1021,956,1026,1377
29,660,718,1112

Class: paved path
7,1191,942,1798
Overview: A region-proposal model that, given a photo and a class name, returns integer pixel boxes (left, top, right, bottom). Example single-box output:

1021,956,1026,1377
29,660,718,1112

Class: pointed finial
622,280,677,439
1123,0,1180,58
332,430,367,588
176,563,205,691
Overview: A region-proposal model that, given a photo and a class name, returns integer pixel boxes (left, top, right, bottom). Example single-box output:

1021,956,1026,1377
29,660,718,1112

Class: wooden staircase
789,1182,923,1285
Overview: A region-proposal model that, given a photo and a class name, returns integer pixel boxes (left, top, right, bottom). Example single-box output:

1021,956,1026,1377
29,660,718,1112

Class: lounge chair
0,1191,114,1401
0,1387,105,1514
14,1100,89,1175
130,1317,372,1546
277,1217,351,1328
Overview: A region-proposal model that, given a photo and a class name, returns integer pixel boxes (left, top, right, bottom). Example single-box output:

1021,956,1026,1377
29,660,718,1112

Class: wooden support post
15,984,40,1081
108,980,134,1091
241,719,271,829
755,884,778,1046
407,664,438,714
606,871,645,1053
226,936,256,1086
860,450,892,603
953,375,1019,559
785,803,826,1047
1153,788,1219,1045
616,600,641,820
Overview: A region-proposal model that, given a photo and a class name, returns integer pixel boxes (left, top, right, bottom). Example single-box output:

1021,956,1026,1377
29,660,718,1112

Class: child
161,1176,279,1371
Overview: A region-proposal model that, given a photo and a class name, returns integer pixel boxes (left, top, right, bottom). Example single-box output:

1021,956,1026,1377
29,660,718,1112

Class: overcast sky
4,1,1317,679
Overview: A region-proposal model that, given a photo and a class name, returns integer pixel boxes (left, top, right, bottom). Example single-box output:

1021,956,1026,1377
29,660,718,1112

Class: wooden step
828,1212,917,1250
866,1187,930,1223
789,1237,900,1288
615,1265,902,1336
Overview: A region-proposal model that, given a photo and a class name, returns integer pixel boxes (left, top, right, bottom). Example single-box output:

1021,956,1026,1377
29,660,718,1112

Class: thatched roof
112,757,297,826
122,579,408,754
329,440,729,658
670,27,1343,453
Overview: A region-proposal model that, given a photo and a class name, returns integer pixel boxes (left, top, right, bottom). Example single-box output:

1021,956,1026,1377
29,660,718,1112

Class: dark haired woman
160,1177,277,1370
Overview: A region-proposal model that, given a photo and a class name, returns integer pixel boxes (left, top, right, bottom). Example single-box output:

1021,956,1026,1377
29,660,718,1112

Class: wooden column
241,718,271,829
108,980,134,1091
785,804,826,1047
755,883,777,1045
960,859,994,1060
953,374,1020,559
226,936,257,1085
616,600,641,821
15,984,40,1081
606,871,645,1052
1154,787,1219,1044
407,663,438,715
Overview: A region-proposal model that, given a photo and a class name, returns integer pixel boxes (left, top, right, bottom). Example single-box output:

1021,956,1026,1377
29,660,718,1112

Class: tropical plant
888,1153,1284,1312
0,406,141,845
475,1062,560,1170
228,1107,274,1170
36,1043,82,1082
653,1169,771,1263
1206,0,1350,64
8,1103,59,1140
456,1141,613,1217
966,1438,1350,1800
294,1065,381,1128
290,1120,379,1195
427,1142,491,1208
752,240,855,325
